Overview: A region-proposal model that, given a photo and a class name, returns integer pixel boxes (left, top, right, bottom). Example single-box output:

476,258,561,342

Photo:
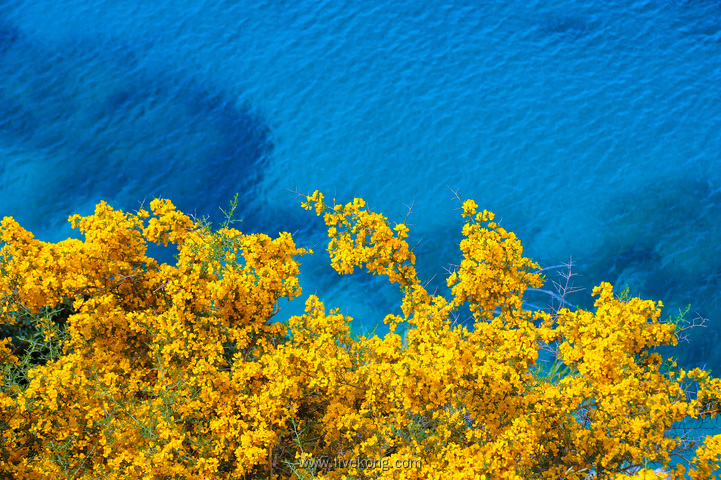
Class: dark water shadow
0,21,273,245
579,176,721,370
542,15,594,39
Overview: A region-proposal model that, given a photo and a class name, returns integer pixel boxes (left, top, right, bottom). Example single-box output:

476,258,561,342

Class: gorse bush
0,191,719,479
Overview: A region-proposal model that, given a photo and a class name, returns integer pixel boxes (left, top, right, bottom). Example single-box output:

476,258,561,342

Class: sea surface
1,0,720,374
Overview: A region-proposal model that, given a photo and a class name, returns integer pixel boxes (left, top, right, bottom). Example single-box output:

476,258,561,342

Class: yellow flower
461,199,478,217
0,192,716,480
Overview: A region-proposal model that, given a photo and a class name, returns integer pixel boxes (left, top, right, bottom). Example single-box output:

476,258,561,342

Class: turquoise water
1,0,720,371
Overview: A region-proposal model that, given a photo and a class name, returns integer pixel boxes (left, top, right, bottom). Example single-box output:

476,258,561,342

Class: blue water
1,0,720,372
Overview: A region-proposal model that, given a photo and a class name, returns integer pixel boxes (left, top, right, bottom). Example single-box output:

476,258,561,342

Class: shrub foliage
0,191,719,479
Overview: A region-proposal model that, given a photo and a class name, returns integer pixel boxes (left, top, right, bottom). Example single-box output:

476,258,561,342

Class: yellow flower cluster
0,191,718,479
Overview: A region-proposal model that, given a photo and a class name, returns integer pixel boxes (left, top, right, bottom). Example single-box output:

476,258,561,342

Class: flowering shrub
0,191,719,479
